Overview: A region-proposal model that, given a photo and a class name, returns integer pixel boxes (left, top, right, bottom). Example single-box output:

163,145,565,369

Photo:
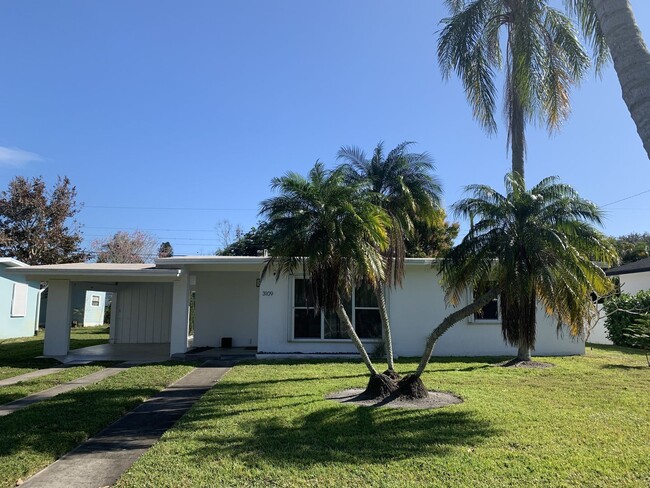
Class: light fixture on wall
256,278,261,288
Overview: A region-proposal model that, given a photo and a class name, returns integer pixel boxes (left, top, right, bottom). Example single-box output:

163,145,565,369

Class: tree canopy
0,176,86,265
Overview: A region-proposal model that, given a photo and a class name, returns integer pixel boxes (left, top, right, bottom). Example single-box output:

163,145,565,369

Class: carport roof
6,263,182,282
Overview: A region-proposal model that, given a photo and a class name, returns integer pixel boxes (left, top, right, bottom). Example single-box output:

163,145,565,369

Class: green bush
603,290,650,347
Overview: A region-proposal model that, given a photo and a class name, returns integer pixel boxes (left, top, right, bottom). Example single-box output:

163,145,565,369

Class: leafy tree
623,316,650,366
337,141,443,374
0,175,86,264
438,0,591,178
260,163,395,397
218,221,273,256
440,173,616,362
405,209,459,258
158,241,174,258
610,232,650,264
603,290,650,346
566,0,650,159
92,230,157,263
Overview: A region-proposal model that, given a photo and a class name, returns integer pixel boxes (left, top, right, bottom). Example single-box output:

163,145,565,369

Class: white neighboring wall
82,291,106,326
257,263,585,357
619,271,650,295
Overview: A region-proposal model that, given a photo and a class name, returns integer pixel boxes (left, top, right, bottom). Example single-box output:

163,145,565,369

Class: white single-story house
0,258,43,340
8,257,585,360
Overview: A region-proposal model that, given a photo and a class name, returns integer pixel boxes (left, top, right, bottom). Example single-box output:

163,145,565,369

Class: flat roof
155,256,268,267
0,257,28,268
7,262,182,282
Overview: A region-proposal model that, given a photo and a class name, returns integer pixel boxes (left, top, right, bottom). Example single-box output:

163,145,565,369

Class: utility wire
601,189,650,207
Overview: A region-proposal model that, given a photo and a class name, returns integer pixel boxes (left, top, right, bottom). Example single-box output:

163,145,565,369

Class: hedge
603,290,650,347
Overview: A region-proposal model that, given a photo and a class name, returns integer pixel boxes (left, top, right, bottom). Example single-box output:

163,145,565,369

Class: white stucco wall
193,271,260,348
619,271,650,295
257,264,585,357
113,283,172,344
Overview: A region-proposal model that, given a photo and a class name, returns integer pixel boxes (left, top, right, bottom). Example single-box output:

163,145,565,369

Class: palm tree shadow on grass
187,405,497,466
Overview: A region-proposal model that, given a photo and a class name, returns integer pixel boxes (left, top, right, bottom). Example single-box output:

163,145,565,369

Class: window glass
473,284,499,321
293,308,321,338
293,278,382,340
91,295,101,307
355,283,378,308
355,309,382,338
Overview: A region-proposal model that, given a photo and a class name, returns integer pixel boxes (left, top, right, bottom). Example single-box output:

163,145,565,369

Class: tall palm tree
566,0,650,159
438,0,591,178
337,141,443,374
259,163,390,381
440,173,616,362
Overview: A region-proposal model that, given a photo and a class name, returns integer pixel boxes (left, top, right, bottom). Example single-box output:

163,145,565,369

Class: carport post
170,272,190,356
44,280,72,357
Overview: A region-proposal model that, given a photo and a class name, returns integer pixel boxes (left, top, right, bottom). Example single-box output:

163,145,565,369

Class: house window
91,295,101,307
471,284,500,322
11,283,28,317
292,278,382,340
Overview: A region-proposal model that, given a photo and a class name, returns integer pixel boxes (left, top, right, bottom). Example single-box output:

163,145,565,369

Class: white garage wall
257,264,584,357
193,271,259,348
113,283,172,344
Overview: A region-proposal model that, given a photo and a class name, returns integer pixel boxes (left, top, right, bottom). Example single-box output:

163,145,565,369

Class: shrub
603,290,650,347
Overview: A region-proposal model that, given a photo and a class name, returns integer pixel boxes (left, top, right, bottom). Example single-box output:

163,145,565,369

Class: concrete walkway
0,366,129,417
0,362,91,387
22,361,230,488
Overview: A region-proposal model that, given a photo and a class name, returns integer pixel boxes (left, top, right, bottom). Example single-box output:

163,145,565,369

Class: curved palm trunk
415,287,500,377
374,287,395,371
592,0,650,159
335,302,378,376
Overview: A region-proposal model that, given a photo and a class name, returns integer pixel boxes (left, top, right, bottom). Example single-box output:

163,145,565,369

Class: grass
0,361,195,488
115,347,650,488
0,326,110,380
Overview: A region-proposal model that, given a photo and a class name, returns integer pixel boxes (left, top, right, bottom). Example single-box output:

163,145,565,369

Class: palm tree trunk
510,91,526,179
335,302,378,376
517,344,531,361
592,0,650,159
415,287,500,377
374,287,395,371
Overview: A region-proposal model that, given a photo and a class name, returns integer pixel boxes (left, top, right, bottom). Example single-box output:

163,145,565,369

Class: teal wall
0,264,40,339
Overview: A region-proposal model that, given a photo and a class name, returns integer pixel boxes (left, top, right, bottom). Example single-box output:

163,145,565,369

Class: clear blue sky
1,1,649,256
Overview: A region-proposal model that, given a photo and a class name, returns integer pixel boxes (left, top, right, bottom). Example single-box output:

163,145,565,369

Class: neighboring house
606,257,650,294
40,289,109,328
8,257,585,359
588,258,650,345
0,258,42,340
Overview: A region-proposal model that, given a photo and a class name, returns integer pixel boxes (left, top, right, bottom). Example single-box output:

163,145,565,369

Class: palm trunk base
516,345,531,362
382,369,401,381
396,374,428,400
364,373,398,399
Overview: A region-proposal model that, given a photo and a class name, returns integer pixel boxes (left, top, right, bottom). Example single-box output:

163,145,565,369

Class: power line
601,189,650,207
83,205,257,211
83,226,220,233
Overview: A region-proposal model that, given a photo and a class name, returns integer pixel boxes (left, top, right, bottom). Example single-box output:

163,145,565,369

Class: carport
8,263,186,361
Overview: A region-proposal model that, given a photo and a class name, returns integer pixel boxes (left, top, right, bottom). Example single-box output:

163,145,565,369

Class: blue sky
1,1,649,256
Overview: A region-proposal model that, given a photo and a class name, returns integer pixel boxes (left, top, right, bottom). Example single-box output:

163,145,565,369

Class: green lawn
0,362,195,488
0,326,110,380
116,347,650,488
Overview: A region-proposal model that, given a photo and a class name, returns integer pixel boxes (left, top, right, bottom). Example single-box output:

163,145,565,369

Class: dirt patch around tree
326,388,463,410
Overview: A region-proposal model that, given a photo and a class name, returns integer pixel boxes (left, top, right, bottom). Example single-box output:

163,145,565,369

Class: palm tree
566,0,650,159
440,173,617,362
438,0,591,178
260,163,396,396
337,141,442,374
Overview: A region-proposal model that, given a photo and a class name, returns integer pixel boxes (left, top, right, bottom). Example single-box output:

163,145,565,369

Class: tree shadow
184,402,497,467
600,364,649,370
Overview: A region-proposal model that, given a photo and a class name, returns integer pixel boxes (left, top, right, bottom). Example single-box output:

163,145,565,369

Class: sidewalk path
0,366,128,417
21,361,230,488
0,362,90,387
